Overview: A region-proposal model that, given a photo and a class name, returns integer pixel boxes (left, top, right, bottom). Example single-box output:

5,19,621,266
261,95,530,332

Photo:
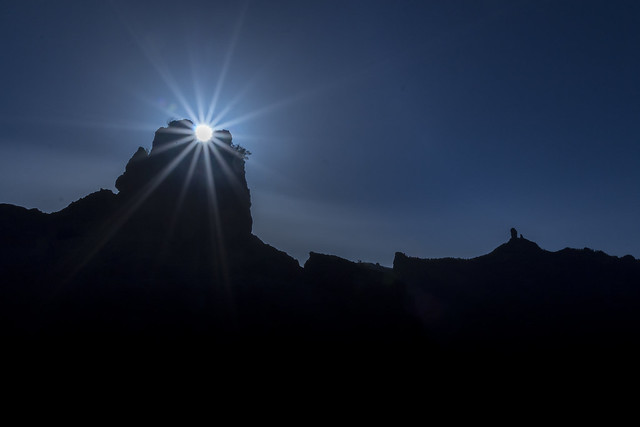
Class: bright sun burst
194,124,213,142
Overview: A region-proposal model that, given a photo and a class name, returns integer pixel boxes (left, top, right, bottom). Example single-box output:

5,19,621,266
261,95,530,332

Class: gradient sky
1,0,639,265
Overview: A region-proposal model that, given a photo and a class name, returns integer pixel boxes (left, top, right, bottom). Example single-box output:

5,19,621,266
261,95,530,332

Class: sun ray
158,143,203,255
175,142,203,212
214,89,317,129
147,134,195,156
113,6,198,122
209,134,245,158
209,75,258,127
63,141,198,282
202,140,224,243
133,142,198,203
188,51,206,123
156,66,199,122
158,126,194,136
201,138,234,296
206,141,245,198
204,3,248,124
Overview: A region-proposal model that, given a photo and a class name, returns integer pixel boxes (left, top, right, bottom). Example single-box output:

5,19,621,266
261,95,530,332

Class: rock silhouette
395,236,640,351
1,119,639,351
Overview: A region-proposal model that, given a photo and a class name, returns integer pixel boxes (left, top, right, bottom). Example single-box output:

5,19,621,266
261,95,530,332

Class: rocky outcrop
394,235,640,351
115,120,252,242
2,119,640,351
0,121,302,340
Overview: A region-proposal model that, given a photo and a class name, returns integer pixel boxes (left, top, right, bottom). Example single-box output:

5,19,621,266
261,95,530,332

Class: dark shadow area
1,121,639,353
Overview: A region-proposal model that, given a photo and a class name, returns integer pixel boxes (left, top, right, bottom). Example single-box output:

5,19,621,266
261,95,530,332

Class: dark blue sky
1,0,639,264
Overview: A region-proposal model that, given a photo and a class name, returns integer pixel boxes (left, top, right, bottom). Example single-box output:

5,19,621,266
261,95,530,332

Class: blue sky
1,0,639,264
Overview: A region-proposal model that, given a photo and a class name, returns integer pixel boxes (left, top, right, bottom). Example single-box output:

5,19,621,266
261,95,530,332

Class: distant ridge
394,228,640,350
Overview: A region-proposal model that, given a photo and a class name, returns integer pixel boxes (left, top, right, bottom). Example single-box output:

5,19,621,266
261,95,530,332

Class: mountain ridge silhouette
1,120,639,350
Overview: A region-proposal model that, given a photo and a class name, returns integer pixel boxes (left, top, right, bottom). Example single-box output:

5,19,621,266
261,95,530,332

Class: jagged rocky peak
499,227,542,254
114,119,253,240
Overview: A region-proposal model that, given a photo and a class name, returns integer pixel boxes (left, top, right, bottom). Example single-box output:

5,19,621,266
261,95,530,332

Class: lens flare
195,124,213,142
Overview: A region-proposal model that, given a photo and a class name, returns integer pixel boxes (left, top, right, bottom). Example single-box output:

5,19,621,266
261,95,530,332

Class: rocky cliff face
2,123,639,351
0,120,306,340
115,119,253,244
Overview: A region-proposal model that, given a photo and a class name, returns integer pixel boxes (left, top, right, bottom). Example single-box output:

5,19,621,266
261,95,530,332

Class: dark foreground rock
1,122,639,351
395,233,640,351
0,120,421,345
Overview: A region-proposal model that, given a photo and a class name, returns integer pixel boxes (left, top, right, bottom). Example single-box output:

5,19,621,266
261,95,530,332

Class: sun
194,124,213,142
